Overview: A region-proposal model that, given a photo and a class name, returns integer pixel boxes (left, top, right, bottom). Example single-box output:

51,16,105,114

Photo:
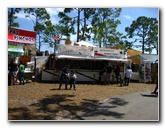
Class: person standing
124,66,133,86
104,63,113,85
58,65,70,90
19,61,25,85
115,65,120,84
112,65,115,84
152,64,158,94
69,70,77,90
101,64,107,84
9,59,19,85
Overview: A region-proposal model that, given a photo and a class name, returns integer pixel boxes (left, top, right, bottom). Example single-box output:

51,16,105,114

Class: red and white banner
53,36,61,41
8,27,36,44
93,47,124,59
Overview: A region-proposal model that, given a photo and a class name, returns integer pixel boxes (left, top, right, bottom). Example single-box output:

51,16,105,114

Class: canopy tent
141,54,158,63
127,49,141,64
75,40,97,47
127,49,159,65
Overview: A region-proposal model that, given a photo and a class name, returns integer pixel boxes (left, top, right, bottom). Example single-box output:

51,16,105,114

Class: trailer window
54,59,108,71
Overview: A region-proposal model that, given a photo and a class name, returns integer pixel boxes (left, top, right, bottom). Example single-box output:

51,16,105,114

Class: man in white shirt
124,66,133,86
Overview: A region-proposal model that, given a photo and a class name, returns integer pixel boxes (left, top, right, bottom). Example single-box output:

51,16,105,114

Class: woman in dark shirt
58,65,70,90
9,59,18,85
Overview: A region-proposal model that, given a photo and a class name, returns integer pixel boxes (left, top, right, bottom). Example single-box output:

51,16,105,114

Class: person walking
19,61,25,85
58,65,70,90
69,70,77,90
153,79,158,95
124,66,133,86
8,59,19,85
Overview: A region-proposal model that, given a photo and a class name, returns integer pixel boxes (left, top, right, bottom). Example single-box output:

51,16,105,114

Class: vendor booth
8,27,36,63
127,49,158,83
41,44,130,83
8,27,36,85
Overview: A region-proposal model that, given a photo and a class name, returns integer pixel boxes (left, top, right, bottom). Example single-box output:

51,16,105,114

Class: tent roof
76,40,97,47
141,54,158,62
127,49,141,64
127,49,141,57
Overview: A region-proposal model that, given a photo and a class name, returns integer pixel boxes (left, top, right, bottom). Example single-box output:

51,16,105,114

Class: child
69,70,77,90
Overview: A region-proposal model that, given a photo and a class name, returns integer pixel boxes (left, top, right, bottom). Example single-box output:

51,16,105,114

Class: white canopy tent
75,40,97,47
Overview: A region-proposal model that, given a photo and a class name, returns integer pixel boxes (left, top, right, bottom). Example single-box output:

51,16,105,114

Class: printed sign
8,27,36,44
93,47,124,59
8,44,24,52
56,44,125,59
57,44,91,56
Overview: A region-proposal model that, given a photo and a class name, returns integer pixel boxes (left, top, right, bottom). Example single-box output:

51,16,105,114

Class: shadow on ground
79,98,128,120
8,94,128,120
140,93,158,97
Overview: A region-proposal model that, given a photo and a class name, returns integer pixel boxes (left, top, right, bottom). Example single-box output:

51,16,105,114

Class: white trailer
41,44,130,83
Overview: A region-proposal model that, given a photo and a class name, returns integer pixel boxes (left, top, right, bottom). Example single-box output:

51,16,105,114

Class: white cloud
70,34,77,43
15,11,25,19
15,8,65,24
15,10,36,25
46,8,64,24
46,8,64,15
15,10,32,20
122,15,134,20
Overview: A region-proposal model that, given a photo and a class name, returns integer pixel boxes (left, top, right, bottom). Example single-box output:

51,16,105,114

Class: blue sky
14,8,159,53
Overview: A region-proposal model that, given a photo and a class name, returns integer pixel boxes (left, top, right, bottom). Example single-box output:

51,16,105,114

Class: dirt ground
8,82,156,120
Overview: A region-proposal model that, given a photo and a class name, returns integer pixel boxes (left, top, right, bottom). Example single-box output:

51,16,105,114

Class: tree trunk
9,8,13,27
82,8,87,41
77,8,80,42
142,31,145,54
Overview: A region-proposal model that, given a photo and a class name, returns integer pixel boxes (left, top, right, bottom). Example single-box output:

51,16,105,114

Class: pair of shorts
11,71,18,77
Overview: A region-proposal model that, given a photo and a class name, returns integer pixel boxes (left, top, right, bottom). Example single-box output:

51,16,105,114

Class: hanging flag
53,36,61,41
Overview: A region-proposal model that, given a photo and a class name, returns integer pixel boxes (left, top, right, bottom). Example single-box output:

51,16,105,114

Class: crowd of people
58,63,134,90
8,59,158,95
102,63,133,86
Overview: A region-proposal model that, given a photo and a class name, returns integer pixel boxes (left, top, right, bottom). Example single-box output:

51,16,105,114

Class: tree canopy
125,16,158,54
8,8,22,27
24,8,52,51
8,8,158,54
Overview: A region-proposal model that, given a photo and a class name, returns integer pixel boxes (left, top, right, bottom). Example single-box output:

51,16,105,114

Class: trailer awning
56,54,129,62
